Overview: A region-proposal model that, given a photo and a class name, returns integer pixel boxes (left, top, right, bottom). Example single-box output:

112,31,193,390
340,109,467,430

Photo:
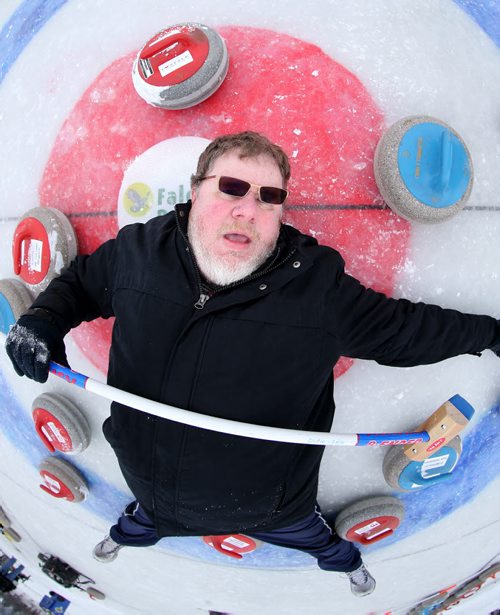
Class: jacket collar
174,201,315,307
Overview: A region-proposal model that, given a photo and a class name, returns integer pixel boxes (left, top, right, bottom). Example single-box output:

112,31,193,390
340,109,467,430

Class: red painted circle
39,26,410,376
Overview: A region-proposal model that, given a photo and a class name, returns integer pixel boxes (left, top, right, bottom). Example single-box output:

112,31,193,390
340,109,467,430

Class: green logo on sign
123,183,153,217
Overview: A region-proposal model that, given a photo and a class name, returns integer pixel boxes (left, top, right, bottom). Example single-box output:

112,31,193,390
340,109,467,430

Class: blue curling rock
398,122,471,208
383,435,462,491
374,115,474,223
0,279,33,335
397,441,461,490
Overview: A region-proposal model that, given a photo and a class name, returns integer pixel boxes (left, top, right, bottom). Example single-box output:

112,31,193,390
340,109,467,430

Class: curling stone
12,207,77,293
132,23,229,109
202,534,262,559
32,393,91,455
0,278,33,335
38,457,88,503
383,435,462,491
335,496,404,545
374,116,473,223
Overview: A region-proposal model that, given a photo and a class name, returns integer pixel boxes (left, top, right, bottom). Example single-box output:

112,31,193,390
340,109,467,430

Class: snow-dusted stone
38,457,89,503
132,23,229,109
0,279,33,335
12,207,78,293
383,435,462,491
335,496,405,545
374,116,473,223
32,393,91,455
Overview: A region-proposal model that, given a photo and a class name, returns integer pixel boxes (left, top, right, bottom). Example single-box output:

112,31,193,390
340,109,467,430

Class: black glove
490,320,500,358
5,309,68,383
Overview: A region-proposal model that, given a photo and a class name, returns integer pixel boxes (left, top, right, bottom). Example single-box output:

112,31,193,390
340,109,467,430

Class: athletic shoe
346,563,376,597
92,535,123,563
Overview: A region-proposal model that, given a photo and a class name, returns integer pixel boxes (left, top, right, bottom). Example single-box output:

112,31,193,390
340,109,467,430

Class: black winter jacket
32,203,498,536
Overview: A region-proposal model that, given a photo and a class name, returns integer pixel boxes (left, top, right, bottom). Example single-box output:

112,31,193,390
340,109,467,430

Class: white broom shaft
49,361,429,447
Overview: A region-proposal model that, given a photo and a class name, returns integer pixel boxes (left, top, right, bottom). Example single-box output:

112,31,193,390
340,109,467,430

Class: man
6,131,500,598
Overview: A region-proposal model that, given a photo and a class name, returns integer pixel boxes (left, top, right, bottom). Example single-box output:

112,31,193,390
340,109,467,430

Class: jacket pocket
172,428,293,533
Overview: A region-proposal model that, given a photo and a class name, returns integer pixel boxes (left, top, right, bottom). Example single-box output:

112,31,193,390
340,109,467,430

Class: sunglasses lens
216,176,287,206
260,186,288,205
219,176,250,198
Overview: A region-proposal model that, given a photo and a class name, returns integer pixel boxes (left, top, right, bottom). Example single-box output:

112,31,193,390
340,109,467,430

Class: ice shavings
90,87,117,104
210,113,233,124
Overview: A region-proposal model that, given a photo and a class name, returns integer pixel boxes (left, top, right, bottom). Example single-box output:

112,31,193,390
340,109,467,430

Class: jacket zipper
194,293,210,310
201,246,296,307
176,211,297,310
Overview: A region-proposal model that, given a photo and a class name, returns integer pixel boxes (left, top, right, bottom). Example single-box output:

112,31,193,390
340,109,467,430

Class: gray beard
188,223,276,286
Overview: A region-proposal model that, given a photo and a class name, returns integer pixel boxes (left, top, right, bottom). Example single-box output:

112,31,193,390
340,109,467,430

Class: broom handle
49,362,429,447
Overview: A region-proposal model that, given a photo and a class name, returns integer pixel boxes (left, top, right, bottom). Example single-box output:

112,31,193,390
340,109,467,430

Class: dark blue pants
110,501,362,573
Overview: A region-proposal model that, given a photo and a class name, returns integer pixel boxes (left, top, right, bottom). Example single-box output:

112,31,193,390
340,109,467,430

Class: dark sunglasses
200,175,288,206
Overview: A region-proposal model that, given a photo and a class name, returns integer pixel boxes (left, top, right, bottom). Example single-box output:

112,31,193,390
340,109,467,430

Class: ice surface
0,0,499,613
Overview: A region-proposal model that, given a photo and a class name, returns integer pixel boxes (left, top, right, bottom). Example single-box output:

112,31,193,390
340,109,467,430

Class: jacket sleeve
327,260,498,367
29,237,117,335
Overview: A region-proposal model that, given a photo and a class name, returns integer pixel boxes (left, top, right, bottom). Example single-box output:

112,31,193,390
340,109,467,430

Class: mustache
217,223,259,242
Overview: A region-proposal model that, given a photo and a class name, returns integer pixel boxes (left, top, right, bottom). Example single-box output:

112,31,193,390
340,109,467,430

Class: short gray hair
191,131,291,190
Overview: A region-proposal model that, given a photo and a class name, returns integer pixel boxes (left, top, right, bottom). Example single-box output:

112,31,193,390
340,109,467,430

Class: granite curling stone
0,278,33,335
32,392,91,455
12,207,78,293
374,115,473,223
132,22,229,109
39,457,89,503
335,495,405,545
383,435,462,491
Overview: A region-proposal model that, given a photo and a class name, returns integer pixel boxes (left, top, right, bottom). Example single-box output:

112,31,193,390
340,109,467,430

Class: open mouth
223,233,251,244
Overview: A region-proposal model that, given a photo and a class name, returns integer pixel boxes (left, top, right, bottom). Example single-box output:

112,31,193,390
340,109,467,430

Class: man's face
188,151,285,285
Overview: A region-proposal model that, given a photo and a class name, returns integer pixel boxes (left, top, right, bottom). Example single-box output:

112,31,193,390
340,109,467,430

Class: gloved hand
5,309,68,383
